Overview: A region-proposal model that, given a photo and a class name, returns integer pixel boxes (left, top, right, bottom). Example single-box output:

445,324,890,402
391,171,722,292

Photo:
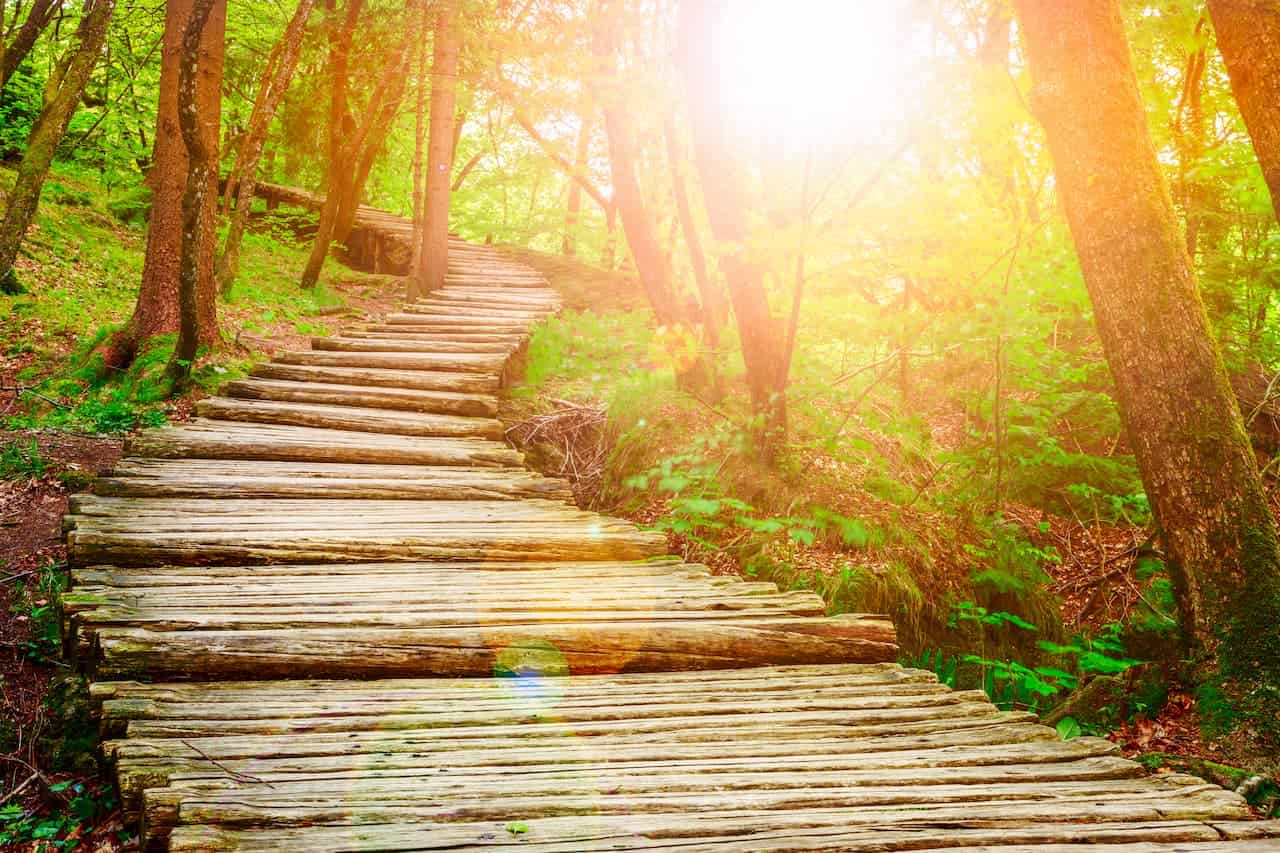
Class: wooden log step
125,422,522,467
94,460,569,501
74,559,704,590
195,397,505,439
273,348,506,373
66,523,670,566
163,820,1280,853
385,311,532,328
433,289,561,308
87,615,897,680
250,362,498,393
311,336,517,354
351,327,527,343
222,378,498,417
407,300,553,319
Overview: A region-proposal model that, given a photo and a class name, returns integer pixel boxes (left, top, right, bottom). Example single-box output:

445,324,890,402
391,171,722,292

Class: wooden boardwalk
60,229,1280,850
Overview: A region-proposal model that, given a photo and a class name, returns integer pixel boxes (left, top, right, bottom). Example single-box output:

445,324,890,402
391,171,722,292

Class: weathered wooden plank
251,362,498,392
273,348,506,373
195,397,505,439
222,378,498,417
125,422,522,466
163,820,1243,853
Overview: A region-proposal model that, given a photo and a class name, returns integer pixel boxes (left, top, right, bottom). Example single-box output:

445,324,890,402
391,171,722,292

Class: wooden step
196,397,505,439
311,336,517,354
274,348,506,373
223,378,498,417
250,362,498,393
126,421,522,467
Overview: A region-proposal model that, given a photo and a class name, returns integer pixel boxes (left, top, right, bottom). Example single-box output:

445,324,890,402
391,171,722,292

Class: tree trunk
408,0,429,268
562,119,590,256
1208,0,1280,225
167,0,223,389
678,1,789,456
409,0,460,299
334,39,411,243
299,0,362,290
593,3,683,327
664,113,722,343
105,0,222,368
1015,0,1280,731
216,0,314,295
1173,17,1209,260
0,0,60,91
0,0,114,295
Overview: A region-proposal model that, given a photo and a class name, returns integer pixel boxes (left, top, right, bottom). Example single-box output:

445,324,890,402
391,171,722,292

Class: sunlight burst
716,1,915,145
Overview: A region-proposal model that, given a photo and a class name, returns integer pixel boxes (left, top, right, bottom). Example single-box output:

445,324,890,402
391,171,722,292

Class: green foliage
7,561,67,664
0,781,119,849
920,604,1143,715
0,439,48,479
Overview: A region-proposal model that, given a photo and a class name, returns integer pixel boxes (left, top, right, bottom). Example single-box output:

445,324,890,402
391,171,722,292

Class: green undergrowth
509,248,1196,744
1,165,350,433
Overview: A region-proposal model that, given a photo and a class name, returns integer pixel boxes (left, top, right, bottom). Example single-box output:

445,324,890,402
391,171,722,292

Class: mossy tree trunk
215,0,314,295
1014,0,1280,742
0,0,114,295
1208,0,1280,225
167,0,224,390
679,1,789,459
409,0,459,299
106,0,222,369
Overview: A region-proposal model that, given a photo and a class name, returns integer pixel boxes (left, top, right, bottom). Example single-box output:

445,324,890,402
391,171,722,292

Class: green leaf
505,822,529,835
788,527,816,546
1056,717,1082,740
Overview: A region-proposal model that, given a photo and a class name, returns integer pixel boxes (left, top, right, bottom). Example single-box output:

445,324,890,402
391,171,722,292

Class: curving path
60,216,1280,850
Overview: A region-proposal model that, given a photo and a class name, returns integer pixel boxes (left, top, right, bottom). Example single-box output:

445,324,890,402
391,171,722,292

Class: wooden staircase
59,230,1280,850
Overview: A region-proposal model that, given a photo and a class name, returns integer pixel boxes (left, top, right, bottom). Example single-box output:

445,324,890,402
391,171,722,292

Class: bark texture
0,0,113,294
216,0,314,294
107,0,222,368
1208,0,1280,225
168,0,224,389
1014,0,1280,727
679,1,789,454
409,0,460,299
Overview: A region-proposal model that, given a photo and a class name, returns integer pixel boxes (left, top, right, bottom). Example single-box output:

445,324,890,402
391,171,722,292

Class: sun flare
715,1,918,145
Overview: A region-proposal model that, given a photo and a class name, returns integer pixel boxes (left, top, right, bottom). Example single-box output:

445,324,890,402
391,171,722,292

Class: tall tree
408,0,430,269
0,0,61,91
105,0,223,368
1014,0,1280,732
300,1,413,290
216,0,315,294
592,2,683,327
410,0,460,298
679,0,790,455
168,0,224,387
298,0,362,290
1208,0,1280,224
0,0,114,295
